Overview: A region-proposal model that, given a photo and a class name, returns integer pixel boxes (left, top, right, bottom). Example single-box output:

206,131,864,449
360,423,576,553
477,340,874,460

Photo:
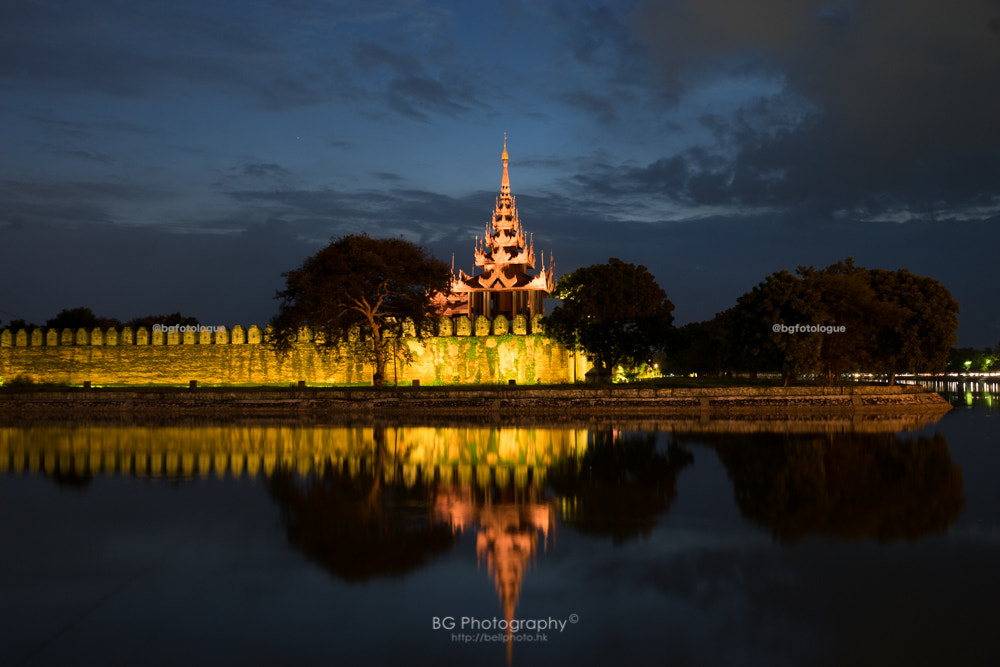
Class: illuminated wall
0,316,590,386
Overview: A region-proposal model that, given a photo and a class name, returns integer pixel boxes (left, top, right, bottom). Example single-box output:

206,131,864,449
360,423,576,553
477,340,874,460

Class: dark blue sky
2,0,999,346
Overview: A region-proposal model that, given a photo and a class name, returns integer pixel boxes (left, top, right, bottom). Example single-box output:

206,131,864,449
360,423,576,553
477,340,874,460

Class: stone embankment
0,384,951,423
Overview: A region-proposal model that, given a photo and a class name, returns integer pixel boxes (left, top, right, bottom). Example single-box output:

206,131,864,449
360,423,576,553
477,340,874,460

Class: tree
867,268,959,383
544,258,674,380
664,319,728,376
798,259,883,383
722,258,960,384
269,233,452,388
727,269,823,383
45,307,122,331
0,318,37,332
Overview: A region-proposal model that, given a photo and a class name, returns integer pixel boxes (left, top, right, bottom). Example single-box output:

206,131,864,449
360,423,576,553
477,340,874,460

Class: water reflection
0,417,967,665
0,424,587,481
680,431,965,542
4,405,995,665
549,430,693,545
0,421,964,551
266,429,457,581
901,378,1000,409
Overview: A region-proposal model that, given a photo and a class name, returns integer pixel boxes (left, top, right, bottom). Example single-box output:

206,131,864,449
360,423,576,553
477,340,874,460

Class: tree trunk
372,327,385,388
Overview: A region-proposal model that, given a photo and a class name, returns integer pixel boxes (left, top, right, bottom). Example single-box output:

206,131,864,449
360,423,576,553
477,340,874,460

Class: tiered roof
438,137,555,318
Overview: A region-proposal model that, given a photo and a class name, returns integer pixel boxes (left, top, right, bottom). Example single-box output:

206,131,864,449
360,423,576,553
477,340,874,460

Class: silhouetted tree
719,259,959,383
0,318,37,332
867,268,960,383
269,234,452,388
45,307,121,331
727,268,822,383
664,319,727,376
545,258,674,380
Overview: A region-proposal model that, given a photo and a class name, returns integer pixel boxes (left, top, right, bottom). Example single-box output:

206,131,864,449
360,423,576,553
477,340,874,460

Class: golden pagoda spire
500,133,511,201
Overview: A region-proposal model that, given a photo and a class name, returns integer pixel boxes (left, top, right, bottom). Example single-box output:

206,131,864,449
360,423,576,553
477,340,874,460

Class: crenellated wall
0,315,590,386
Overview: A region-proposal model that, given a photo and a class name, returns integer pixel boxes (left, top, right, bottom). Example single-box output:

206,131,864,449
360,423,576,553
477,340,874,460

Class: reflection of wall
0,425,588,482
0,325,590,385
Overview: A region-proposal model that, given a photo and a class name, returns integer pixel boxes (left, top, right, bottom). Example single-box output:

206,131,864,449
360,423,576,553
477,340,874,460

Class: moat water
1,382,997,666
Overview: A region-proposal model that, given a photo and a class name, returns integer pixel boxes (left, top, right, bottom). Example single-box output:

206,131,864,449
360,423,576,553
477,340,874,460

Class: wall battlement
0,314,547,348
1,315,588,386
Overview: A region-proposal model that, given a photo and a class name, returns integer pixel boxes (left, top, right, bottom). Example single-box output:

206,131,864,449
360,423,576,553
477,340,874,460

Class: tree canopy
544,258,674,378
672,258,960,383
269,233,452,388
45,307,122,331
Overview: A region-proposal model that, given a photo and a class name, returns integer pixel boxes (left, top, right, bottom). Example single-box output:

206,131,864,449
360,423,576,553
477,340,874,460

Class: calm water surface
1,386,998,666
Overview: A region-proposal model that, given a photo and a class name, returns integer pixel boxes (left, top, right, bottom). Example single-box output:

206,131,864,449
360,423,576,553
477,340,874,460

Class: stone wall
0,315,590,386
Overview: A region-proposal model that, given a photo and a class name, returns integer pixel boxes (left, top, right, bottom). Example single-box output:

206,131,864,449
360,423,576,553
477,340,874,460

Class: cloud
0,0,344,110
630,0,1000,220
243,163,292,179
41,146,115,165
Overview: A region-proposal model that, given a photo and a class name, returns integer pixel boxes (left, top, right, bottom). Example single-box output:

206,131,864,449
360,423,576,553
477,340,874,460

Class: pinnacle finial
500,133,511,199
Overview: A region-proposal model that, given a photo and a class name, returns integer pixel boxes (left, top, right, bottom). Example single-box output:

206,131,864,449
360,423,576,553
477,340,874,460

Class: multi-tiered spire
438,137,556,320
474,134,535,278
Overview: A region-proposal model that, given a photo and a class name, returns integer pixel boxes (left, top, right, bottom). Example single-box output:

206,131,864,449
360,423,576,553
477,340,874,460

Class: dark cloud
385,74,475,121
40,146,115,165
373,172,406,182
225,185,487,247
0,0,344,110
0,179,169,205
561,91,619,124
28,114,161,138
630,0,1000,220
243,163,291,179
353,42,414,74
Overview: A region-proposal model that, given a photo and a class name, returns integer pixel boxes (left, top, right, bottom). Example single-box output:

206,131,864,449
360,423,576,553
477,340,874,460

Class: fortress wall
0,317,590,386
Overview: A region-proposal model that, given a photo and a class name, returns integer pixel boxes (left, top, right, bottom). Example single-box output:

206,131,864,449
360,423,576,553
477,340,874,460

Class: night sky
3,1,999,346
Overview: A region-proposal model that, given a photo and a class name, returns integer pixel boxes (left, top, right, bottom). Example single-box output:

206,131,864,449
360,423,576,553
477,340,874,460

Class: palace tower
437,137,556,319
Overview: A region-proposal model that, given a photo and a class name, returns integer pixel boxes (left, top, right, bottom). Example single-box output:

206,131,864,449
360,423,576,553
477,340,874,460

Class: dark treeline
666,258,961,385
1,307,199,332
947,345,1000,373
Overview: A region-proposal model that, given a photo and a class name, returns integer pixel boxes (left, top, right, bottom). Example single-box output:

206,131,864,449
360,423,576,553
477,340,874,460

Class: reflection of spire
434,477,554,666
